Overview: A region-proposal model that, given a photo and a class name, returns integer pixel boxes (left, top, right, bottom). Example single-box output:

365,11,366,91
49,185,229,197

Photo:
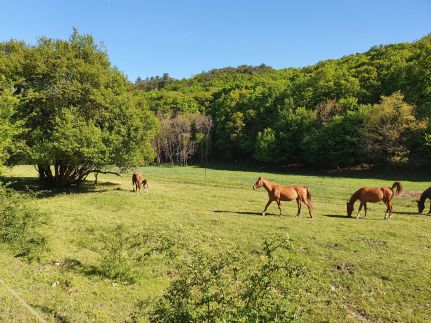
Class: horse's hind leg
383,200,390,220
262,199,272,216
300,197,312,218
428,200,431,214
388,201,393,220
296,198,302,216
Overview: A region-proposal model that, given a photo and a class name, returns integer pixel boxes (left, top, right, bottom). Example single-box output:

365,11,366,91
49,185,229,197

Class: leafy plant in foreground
130,235,309,322
0,185,47,262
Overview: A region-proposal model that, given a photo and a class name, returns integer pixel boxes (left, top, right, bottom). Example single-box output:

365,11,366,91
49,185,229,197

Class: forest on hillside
135,34,431,167
1,31,430,186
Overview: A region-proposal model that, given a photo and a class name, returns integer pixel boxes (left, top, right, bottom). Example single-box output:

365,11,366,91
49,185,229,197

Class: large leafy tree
2,30,158,187
0,82,21,173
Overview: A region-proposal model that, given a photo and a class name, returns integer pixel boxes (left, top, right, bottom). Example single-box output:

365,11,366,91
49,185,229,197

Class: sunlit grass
0,165,430,321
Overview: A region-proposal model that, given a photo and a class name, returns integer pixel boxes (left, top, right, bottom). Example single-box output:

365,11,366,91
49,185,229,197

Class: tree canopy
0,30,158,187
135,34,431,167
1,31,430,183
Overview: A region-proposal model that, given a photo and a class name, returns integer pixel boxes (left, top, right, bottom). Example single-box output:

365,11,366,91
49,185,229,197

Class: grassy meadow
1,165,431,322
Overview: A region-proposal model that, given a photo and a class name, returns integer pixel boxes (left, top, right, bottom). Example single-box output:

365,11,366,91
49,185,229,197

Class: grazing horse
347,182,402,220
252,177,313,217
417,187,431,214
132,172,147,193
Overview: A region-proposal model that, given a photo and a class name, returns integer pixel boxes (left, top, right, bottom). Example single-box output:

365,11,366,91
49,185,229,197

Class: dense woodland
136,34,431,167
0,30,430,186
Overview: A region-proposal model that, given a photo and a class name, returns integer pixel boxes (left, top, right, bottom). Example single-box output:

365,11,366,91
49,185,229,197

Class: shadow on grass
393,211,421,216
0,175,121,198
61,258,106,279
213,210,278,216
323,214,354,219
202,162,431,182
31,304,69,323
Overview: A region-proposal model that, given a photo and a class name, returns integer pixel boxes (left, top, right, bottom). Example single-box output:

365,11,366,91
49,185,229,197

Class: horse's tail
391,181,403,196
304,186,313,210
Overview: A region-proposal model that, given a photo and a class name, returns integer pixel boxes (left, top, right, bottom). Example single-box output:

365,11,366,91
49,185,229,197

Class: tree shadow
0,175,120,198
202,163,431,182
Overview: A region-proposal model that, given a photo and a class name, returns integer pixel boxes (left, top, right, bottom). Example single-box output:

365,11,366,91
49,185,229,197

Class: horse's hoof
262,213,266,216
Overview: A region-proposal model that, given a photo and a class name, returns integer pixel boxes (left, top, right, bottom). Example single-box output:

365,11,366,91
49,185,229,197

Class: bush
0,185,47,261
130,235,310,322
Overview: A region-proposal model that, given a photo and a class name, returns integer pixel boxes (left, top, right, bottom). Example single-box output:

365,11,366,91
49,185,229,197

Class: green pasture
1,165,431,322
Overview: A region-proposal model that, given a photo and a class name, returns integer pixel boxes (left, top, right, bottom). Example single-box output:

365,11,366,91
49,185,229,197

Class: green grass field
1,165,431,322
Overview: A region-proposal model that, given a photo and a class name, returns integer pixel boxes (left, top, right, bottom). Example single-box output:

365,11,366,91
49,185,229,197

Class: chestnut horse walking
252,177,313,217
132,172,148,193
347,182,402,220
417,187,431,214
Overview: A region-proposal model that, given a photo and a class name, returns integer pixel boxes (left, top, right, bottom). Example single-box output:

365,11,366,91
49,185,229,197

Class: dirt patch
399,191,422,199
361,238,388,249
333,262,356,275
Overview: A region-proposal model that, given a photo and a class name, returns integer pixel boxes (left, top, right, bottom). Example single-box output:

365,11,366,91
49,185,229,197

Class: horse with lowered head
132,172,148,193
417,187,431,214
347,182,402,220
252,177,313,217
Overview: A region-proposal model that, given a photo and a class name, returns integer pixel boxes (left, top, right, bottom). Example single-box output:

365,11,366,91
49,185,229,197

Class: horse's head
346,201,354,217
417,199,424,214
253,177,264,190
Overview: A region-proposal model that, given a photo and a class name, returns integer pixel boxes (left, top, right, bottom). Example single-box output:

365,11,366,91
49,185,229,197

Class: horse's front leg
356,202,364,219
262,199,272,216
428,200,431,214
276,199,283,216
363,203,367,219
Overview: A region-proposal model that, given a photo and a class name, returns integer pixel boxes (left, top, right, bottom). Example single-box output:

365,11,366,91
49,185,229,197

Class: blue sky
1,0,430,81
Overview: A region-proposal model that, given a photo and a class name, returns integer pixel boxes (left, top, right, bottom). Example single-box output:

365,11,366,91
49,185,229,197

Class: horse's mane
419,187,431,205
348,188,362,204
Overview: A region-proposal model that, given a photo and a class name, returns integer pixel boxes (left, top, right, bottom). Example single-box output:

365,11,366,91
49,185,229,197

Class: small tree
363,92,422,164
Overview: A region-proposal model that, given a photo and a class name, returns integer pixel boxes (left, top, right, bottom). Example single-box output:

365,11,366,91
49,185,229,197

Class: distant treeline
136,34,431,167
0,31,430,186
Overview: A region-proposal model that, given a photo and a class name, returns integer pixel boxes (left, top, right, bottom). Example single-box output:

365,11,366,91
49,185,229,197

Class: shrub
0,185,47,261
130,235,310,322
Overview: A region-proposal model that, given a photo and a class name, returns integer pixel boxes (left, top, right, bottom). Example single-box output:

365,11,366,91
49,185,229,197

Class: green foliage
0,185,47,261
134,35,431,166
2,31,430,173
0,80,22,172
132,235,311,322
363,92,423,164
254,128,277,162
0,29,158,186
